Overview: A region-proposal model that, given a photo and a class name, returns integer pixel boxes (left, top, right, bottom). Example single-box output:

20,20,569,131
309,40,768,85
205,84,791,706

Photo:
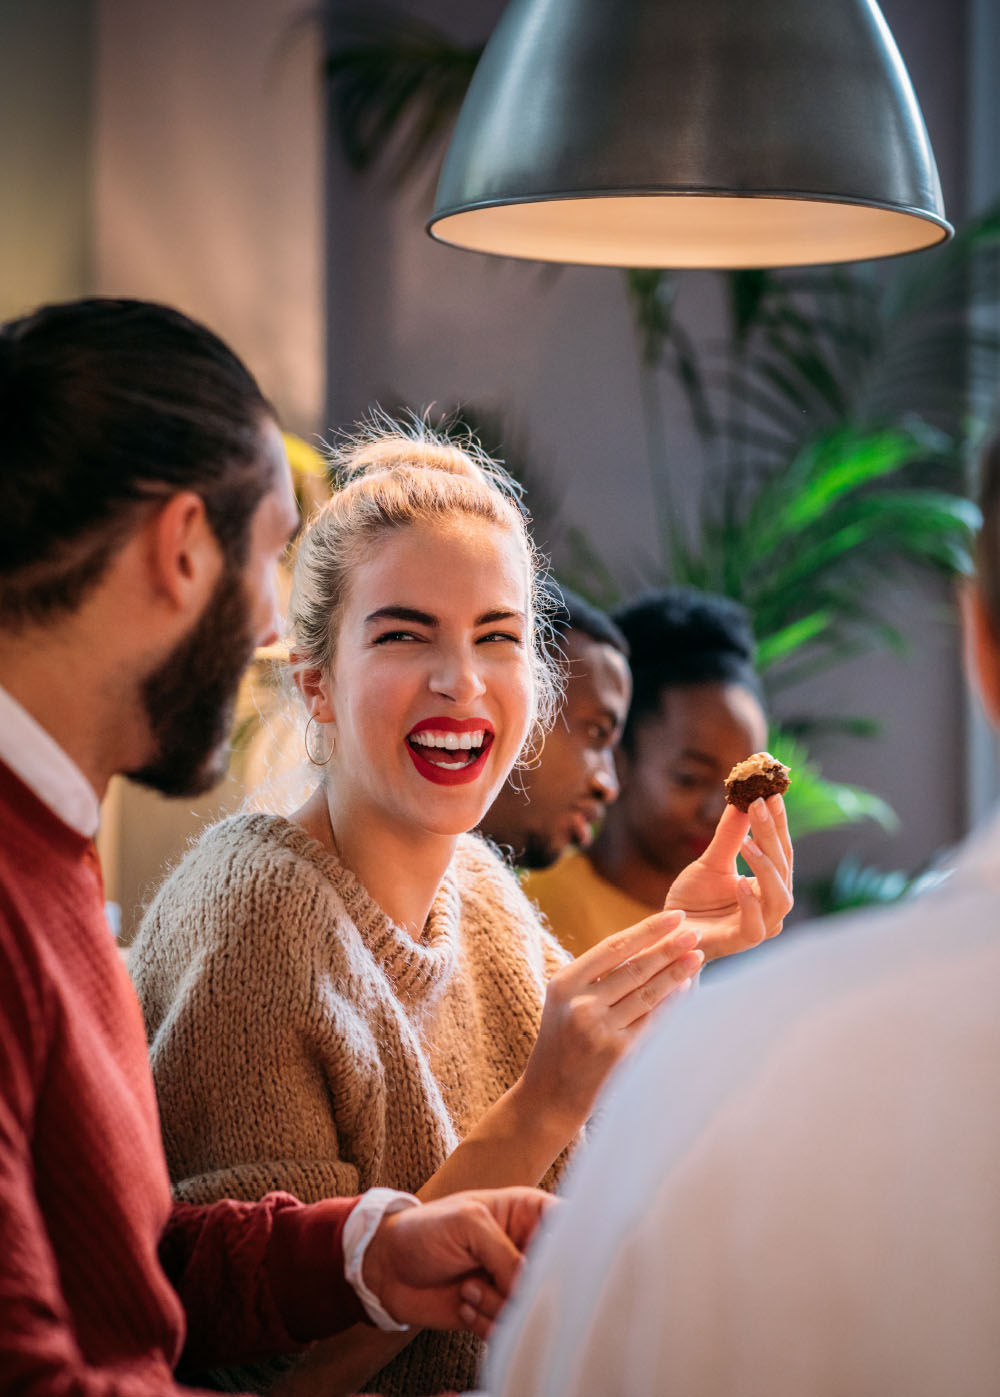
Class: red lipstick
405,716,495,787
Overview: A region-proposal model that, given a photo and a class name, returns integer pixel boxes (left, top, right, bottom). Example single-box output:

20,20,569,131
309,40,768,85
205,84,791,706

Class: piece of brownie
723,752,790,812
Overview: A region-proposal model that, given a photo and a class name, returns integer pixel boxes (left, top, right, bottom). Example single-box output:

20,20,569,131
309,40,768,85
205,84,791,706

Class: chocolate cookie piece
724,752,790,812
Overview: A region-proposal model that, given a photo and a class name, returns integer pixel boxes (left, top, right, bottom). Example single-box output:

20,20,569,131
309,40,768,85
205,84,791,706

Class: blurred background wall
1,0,997,937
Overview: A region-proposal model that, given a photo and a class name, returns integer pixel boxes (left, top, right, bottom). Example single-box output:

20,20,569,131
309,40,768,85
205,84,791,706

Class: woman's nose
430,649,487,704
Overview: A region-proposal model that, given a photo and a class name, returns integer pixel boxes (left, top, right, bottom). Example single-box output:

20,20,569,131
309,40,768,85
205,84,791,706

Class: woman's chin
400,761,511,837
391,785,489,840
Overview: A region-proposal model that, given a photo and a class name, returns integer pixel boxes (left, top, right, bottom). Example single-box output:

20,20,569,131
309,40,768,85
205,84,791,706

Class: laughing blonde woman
130,422,792,1396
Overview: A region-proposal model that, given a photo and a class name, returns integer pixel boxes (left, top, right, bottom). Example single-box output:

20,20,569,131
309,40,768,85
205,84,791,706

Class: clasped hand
361,1187,555,1339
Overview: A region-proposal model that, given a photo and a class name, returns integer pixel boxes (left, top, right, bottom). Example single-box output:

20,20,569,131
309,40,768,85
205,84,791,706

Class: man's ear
961,580,1000,726
148,491,222,613
291,654,335,723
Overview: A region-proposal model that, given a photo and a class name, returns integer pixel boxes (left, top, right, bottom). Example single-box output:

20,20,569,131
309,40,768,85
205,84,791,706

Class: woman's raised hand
519,912,704,1136
664,794,793,961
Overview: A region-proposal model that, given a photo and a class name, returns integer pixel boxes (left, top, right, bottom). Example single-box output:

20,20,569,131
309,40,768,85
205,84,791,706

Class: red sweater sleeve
160,1193,367,1370
0,765,370,1397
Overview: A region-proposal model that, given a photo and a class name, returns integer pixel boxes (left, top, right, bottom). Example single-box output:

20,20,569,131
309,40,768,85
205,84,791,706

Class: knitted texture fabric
130,814,572,1397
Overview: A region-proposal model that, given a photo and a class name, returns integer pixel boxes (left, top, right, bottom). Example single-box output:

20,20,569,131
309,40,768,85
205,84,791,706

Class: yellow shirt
522,849,658,958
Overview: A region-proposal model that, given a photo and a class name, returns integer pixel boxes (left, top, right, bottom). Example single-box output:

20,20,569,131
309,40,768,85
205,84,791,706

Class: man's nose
255,604,281,652
254,567,283,652
591,750,620,803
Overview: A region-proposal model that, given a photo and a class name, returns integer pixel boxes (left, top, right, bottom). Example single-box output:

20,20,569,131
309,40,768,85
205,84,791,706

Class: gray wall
0,0,94,319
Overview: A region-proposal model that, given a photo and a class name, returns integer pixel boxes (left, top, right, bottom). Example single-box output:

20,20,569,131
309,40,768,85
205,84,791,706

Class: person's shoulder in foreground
486,816,1000,1396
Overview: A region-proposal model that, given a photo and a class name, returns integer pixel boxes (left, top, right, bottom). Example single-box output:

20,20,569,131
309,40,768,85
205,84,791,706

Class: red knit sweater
0,760,366,1395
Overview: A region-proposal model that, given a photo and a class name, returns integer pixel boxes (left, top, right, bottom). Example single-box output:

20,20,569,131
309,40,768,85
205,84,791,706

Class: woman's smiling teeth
408,729,489,766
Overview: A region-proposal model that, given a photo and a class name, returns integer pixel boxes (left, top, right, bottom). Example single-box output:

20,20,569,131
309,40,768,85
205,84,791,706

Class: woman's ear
961,580,1000,726
291,654,335,723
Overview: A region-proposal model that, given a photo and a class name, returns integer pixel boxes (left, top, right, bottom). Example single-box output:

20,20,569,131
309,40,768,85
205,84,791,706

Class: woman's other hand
664,794,793,961
520,911,703,1134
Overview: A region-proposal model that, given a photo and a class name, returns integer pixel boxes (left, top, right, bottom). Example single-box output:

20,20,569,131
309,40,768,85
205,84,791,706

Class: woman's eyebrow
364,606,526,627
476,609,525,625
365,606,437,626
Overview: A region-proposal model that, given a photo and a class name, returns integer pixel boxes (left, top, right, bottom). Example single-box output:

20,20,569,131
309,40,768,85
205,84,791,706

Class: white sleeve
342,1187,421,1331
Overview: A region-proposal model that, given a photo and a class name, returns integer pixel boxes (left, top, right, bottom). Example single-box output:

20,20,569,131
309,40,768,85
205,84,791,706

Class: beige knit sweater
130,813,571,1396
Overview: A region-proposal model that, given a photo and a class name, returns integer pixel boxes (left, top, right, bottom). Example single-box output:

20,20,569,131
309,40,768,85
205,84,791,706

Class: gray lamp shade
428,0,952,268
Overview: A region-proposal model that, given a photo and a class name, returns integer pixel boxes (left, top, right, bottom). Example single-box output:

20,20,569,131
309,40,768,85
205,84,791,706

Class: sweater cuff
266,1196,368,1341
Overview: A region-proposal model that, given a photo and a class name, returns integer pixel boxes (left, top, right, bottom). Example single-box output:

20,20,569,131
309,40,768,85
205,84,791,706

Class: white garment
486,810,1000,1397
342,1188,421,1330
0,682,100,836
0,682,414,1329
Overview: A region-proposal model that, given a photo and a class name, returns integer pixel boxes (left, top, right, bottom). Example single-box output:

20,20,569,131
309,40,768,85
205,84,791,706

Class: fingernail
752,798,770,821
459,1303,477,1327
744,837,762,857
461,1281,483,1304
676,928,699,949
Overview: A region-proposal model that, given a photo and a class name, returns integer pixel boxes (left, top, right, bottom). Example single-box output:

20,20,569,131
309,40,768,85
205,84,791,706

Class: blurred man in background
478,583,630,874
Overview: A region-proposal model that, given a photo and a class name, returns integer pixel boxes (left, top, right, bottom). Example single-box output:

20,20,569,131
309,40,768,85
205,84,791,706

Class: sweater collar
250,815,462,1001
335,852,462,1002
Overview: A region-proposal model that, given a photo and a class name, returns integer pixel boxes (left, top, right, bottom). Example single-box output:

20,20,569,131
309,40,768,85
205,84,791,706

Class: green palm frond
769,732,898,841
665,423,978,699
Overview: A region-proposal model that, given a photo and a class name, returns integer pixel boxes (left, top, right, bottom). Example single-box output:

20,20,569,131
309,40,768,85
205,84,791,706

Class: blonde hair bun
345,435,484,482
327,413,522,505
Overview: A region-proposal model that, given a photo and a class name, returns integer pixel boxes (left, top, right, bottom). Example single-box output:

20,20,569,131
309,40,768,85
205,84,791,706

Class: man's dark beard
127,562,255,798
513,830,562,871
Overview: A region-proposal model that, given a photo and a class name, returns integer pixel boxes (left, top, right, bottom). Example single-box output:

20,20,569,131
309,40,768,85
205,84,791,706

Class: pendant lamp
427,0,952,268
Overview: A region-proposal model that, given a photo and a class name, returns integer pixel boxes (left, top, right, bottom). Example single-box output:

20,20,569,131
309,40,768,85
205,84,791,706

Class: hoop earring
304,713,334,766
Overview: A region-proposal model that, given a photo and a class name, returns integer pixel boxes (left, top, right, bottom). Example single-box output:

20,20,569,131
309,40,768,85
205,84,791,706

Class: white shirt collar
0,684,101,838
